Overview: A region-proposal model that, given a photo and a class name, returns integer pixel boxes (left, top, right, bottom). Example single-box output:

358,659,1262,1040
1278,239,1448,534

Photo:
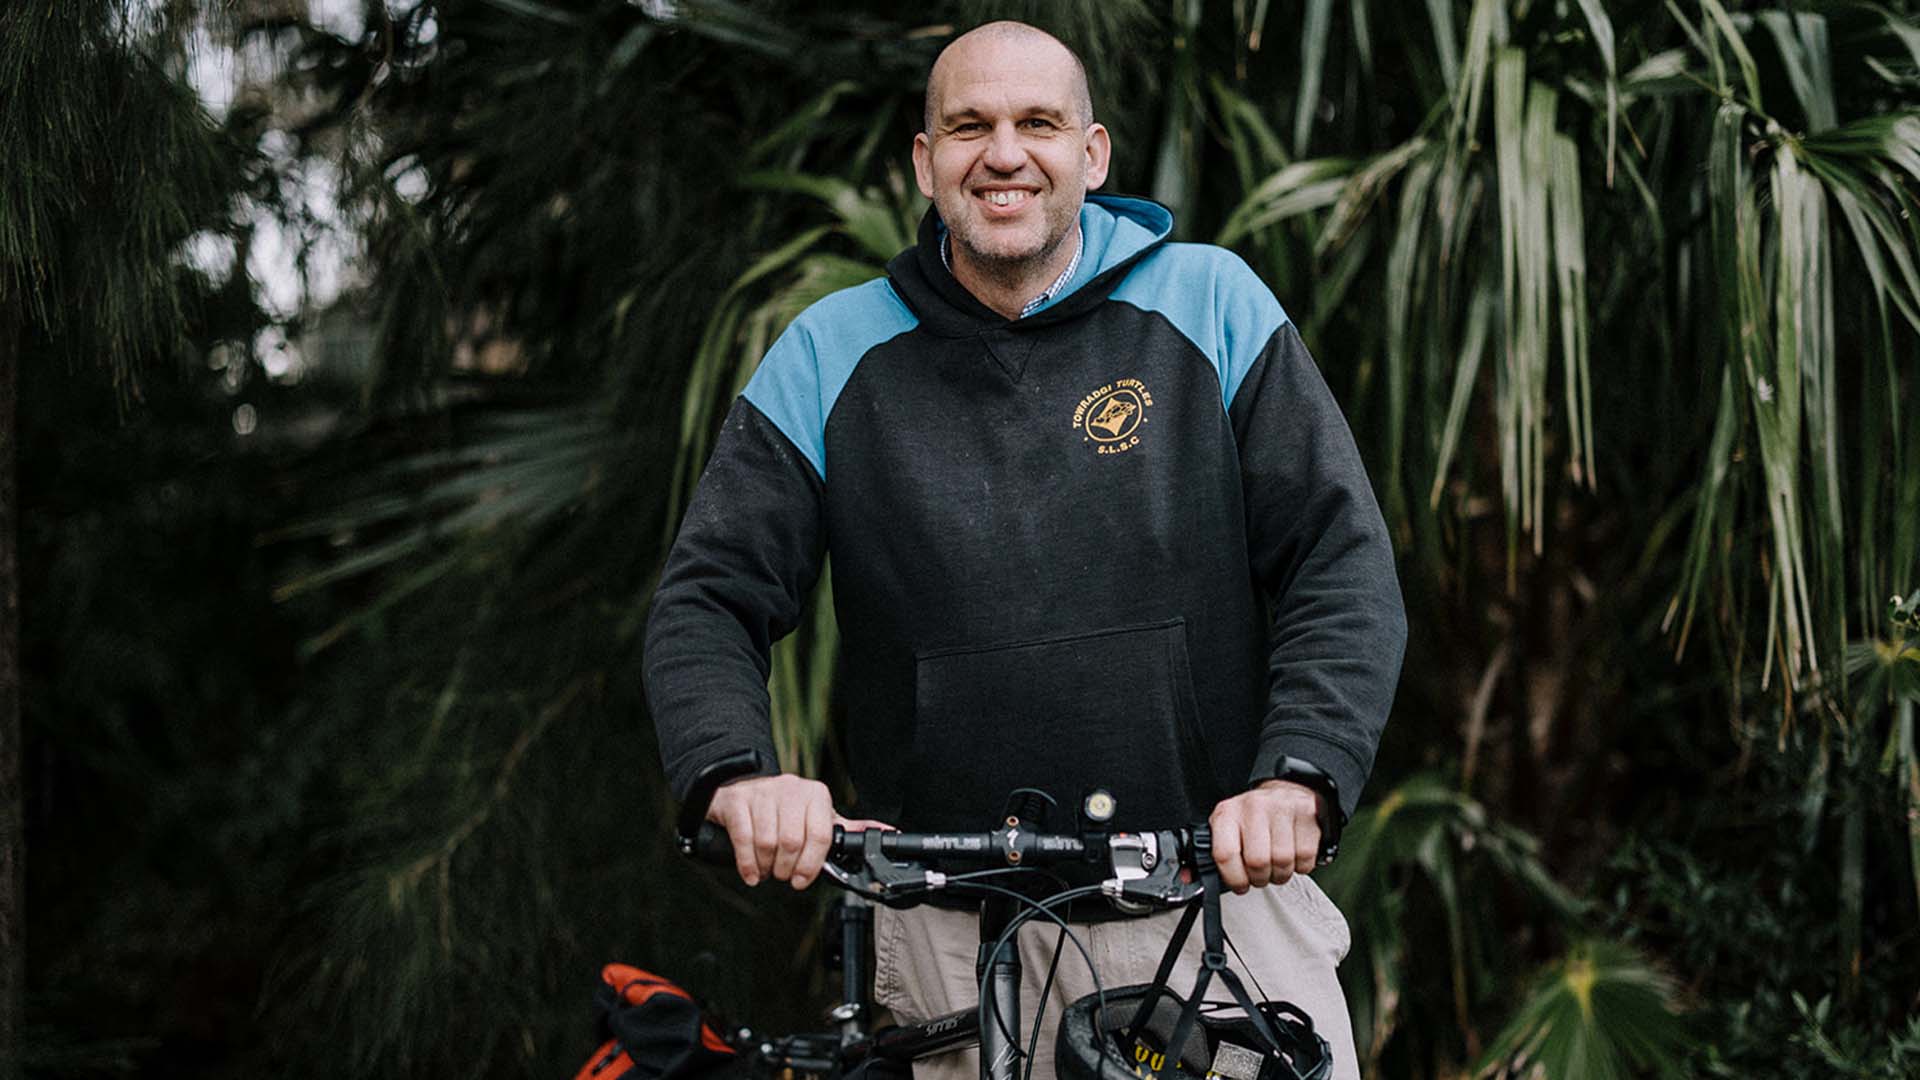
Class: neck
949,222,1082,320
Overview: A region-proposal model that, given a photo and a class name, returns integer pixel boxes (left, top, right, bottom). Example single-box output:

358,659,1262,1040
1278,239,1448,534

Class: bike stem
976,894,1024,1080
831,892,874,1043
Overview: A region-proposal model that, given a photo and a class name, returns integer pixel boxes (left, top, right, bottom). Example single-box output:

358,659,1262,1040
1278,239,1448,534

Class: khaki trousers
871,875,1360,1080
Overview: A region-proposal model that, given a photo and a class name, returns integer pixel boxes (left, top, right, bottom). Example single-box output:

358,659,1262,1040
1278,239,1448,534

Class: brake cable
1020,924,1068,1080
949,881,1116,1080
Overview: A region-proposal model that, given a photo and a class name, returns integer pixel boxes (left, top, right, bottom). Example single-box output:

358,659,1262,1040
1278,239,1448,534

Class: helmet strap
1125,829,1291,1080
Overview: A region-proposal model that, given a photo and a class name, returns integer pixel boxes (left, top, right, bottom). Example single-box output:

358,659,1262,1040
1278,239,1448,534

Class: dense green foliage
11,1,1920,1078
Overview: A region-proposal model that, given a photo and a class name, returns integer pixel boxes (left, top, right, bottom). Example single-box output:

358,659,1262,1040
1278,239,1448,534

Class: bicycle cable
950,882,1105,1048
1019,924,1068,1080
826,858,1068,905
1226,924,1270,1005
945,865,1075,894
949,881,1119,1080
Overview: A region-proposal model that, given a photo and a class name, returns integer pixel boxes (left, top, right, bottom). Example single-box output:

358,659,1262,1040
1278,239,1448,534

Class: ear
912,132,936,200
1083,123,1112,191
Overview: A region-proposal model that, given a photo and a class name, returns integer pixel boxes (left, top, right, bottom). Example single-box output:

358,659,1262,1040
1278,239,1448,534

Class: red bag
572,963,741,1080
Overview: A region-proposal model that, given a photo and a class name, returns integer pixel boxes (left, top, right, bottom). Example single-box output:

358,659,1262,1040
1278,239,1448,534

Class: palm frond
1572,0,1619,184
1215,157,1359,246
1292,0,1334,157
265,403,622,659
1317,775,1581,1070
1473,940,1691,1080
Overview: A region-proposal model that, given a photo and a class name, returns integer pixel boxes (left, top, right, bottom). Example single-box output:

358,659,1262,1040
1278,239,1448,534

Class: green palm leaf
1473,940,1691,1080
1215,157,1359,246
1317,775,1581,1070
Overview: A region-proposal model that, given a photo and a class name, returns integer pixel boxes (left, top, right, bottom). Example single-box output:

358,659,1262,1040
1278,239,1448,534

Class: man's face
912,35,1111,276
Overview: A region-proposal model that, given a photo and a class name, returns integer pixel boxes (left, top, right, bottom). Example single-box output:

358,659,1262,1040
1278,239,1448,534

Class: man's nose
981,122,1025,172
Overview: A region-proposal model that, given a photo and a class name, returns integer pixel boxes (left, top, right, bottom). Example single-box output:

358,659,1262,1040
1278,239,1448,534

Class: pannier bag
571,963,742,1080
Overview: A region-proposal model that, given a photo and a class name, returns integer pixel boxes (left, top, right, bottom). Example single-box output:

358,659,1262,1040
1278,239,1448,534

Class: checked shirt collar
939,226,1085,319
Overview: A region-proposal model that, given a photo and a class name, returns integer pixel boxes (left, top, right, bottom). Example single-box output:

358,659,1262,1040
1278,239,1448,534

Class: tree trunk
0,298,22,1080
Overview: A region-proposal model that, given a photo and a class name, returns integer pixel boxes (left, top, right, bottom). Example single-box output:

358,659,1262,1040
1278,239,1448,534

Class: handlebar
675,750,1207,911
687,819,1201,910
687,820,1093,865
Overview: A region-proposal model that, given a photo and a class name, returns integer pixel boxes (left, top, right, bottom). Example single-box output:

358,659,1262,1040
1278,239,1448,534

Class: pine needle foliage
5,4,267,1075
1,1,245,390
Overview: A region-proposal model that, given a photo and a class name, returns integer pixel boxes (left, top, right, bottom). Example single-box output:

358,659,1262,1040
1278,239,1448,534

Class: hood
885,193,1174,337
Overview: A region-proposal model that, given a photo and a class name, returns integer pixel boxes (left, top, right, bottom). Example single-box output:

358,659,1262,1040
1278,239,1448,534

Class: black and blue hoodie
646,194,1406,832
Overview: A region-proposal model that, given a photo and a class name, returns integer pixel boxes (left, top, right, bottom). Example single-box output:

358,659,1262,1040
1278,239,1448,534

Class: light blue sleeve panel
740,276,919,481
1109,243,1290,411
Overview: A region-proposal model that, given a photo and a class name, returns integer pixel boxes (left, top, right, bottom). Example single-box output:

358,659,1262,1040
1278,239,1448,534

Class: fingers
1241,803,1277,889
708,775,836,888
1292,808,1322,878
1211,781,1320,892
791,794,834,891
1268,827,1298,886
750,784,780,884
1210,809,1249,893
771,792,807,884
710,786,762,887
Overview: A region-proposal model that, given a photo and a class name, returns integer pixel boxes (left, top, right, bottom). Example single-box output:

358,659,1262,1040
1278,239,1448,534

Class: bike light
1082,789,1117,825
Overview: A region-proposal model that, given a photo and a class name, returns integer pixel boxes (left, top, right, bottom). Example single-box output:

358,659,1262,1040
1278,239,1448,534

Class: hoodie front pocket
902,618,1216,832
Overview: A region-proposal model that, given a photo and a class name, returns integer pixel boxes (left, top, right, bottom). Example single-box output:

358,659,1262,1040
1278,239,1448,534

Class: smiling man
913,23,1106,320
645,20,1402,1080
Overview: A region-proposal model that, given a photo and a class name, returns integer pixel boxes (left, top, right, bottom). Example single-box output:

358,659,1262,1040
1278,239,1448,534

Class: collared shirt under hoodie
646,194,1407,833
939,226,1083,318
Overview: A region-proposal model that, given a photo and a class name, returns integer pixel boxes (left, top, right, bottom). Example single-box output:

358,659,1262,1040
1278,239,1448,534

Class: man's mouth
976,188,1035,210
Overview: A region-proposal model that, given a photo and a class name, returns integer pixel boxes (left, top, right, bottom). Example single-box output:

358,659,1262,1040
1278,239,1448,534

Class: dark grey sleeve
1228,322,1407,819
644,397,826,801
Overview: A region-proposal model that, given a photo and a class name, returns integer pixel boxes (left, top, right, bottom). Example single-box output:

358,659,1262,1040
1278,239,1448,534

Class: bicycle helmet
1057,823,1334,1080
1055,983,1331,1080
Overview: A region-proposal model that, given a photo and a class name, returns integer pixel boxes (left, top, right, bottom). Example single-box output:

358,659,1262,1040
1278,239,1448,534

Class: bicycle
585,749,1335,1080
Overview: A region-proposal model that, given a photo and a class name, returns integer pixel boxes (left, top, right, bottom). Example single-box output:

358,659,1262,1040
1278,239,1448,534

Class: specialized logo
1072,377,1154,455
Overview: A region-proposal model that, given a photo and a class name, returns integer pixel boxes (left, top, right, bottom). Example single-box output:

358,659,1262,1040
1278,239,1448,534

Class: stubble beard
944,190,1081,292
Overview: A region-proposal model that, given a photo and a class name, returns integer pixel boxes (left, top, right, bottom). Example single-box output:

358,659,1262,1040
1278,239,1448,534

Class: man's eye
954,122,987,134
1022,118,1057,130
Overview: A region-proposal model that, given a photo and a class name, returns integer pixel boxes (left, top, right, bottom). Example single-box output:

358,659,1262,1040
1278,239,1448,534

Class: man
645,21,1404,1080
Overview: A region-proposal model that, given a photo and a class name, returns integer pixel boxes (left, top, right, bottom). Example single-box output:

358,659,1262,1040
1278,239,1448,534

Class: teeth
984,191,1028,207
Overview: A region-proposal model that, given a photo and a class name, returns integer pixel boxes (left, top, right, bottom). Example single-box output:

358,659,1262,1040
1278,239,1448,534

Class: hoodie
645,194,1406,832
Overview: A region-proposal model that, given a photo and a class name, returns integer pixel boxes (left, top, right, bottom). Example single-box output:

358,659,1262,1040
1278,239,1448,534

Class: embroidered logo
1072,378,1153,455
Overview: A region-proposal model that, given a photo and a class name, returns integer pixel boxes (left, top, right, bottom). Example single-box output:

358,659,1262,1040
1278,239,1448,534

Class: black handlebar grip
674,749,772,851
686,822,852,873
688,821,739,866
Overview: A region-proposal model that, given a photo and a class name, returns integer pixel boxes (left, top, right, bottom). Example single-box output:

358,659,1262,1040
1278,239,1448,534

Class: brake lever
1103,829,1204,910
821,827,949,904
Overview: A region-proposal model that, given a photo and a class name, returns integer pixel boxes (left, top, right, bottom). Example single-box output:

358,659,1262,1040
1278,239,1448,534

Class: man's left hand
1209,779,1322,893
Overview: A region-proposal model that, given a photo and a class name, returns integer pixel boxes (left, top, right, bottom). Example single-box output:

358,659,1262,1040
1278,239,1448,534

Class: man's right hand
707,774,892,889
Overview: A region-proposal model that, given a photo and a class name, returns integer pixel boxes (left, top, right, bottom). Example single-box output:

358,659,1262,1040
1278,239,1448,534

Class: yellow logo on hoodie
1072,378,1154,454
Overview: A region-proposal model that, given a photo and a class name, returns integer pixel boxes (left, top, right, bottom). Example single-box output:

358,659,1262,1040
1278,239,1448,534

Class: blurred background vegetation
5,0,1920,1077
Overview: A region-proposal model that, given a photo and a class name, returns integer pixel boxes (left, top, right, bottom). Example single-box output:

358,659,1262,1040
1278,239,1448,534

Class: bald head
923,21,1094,135
910,18,1111,311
